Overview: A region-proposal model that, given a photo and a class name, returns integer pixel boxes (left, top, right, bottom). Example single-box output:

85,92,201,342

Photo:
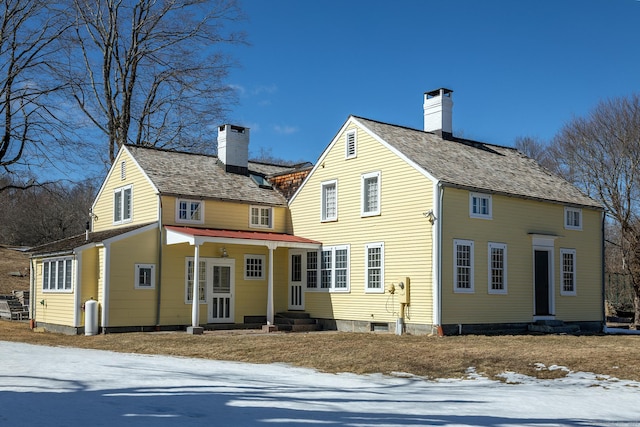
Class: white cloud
273,124,298,135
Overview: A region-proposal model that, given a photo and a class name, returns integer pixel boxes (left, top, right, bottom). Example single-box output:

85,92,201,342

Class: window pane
123,188,132,220
65,259,72,289
114,191,122,222
291,254,302,282
190,202,201,220
491,247,504,290
563,252,575,292
364,177,378,213
246,257,263,278
323,183,336,220
43,262,50,290
456,244,471,289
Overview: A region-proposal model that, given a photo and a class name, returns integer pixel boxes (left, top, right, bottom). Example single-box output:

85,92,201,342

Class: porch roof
165,225,321,249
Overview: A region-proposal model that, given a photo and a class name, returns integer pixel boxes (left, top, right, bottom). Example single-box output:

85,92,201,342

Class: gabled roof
30,223,156,257
353,116,602,209
125,145,298,207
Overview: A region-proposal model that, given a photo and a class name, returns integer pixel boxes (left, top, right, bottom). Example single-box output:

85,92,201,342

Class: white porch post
188,243,204,334
266,244,275,325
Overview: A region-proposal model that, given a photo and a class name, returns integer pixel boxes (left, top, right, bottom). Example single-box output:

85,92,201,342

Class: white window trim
345,130,357,159
454,239,474,293
249,205,273,229
244,254,266,280
488,242,507,295
560,248,577,296
365,242,385,293
564,207,582,230
321,180,338,222
176,199,204,224
42,257,74,293
361,171,381,217
184,257,209,304
113,184,133,225
469,192,492,219
135,264,156,289
316,245,350,292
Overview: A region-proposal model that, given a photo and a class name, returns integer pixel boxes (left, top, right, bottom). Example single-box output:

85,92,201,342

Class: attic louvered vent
345,130,356,159
120,161,126,180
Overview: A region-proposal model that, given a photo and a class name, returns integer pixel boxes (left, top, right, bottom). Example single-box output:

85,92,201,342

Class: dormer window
564,207,582,230
250,173,272,189
345,130,357,159
469,192,492,219
177,199,204,224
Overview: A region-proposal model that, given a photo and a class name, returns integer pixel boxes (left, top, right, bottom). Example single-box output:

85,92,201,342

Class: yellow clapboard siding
290,124,435,324
440,188,602,324
79,247,100,327
92,148,158,232
106,228,159,327
162,196,288,233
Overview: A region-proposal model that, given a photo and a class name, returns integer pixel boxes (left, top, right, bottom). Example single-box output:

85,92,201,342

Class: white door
208,259,235,323
289,251,304,310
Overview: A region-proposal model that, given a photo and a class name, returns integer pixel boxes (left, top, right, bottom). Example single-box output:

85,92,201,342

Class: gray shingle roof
30,223,155,256
354,117,601,209
126,145,292,207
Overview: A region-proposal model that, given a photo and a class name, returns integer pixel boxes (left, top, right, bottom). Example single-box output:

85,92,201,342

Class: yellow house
289,88,604,335
30,125,320,334
29,89,604,335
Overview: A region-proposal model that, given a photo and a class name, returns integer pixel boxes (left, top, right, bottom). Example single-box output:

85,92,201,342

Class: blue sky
227,0,640,164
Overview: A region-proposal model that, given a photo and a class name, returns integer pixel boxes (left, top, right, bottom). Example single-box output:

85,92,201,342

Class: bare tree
0,0,71,191
551,93,640,326
66,0,245,165
513,136,557,173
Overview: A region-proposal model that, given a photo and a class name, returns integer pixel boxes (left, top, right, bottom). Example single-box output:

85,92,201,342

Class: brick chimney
423,88,453,138
218,124,249,175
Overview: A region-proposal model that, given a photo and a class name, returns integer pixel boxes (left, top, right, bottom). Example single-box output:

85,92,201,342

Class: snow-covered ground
1,341,639,426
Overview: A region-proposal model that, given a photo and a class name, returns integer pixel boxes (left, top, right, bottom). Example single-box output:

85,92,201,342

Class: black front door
534,250,550,315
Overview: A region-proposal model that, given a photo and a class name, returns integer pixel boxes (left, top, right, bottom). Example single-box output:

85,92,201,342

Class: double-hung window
318,245,349,291
488,242,507,294
564,207,582,230
321,180,338,221
177,199,203,224
306,251,318,289
114,185,132,224
365,242,384,293
454,239,474,293
469,192,492,219
250,206,273,228
185,258,206,303
135,264,156,289
560,249,577,295
42,258,73,292
361,171,381,217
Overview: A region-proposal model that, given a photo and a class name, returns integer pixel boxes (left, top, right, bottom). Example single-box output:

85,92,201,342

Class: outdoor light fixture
424,209,436,225
221,247,228,258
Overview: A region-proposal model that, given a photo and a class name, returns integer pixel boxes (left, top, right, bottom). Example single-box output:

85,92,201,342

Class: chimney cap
425,88,453,99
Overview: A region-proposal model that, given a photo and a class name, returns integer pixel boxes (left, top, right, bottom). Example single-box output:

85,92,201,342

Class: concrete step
276,311,312,319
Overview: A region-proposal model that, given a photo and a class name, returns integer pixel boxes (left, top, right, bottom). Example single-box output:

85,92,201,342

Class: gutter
601,210,606,331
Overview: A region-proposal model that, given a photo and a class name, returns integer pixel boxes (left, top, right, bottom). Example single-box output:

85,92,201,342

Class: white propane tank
85,299,98,336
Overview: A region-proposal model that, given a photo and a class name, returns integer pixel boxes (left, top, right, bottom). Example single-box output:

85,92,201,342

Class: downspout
155,194,162,328
266,243,277,325
432,182,444,336
191,242,201,328
29,257,35,328
101,242,112,331
73,250,82,329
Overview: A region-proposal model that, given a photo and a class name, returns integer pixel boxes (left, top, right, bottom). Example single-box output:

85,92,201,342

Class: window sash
565,208,582,229
186,260,206,303
135,264,155,289
365,242,384,292
178,200,202,222
114,186,132,223
561,249,576,294
316,246,349,291
454,240,474,292
469,192,491,219
488,243,507,294
306,251,318,289
250,206,272,228
244,255,265,280
362,172,380,216
42,258,73,292
321,181,337,221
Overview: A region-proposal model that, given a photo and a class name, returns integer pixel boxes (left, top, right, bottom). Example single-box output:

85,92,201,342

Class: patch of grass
2,320,639,381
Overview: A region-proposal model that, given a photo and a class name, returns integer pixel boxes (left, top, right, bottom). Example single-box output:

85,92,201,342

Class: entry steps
244,312,320,332
528,319,580,334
